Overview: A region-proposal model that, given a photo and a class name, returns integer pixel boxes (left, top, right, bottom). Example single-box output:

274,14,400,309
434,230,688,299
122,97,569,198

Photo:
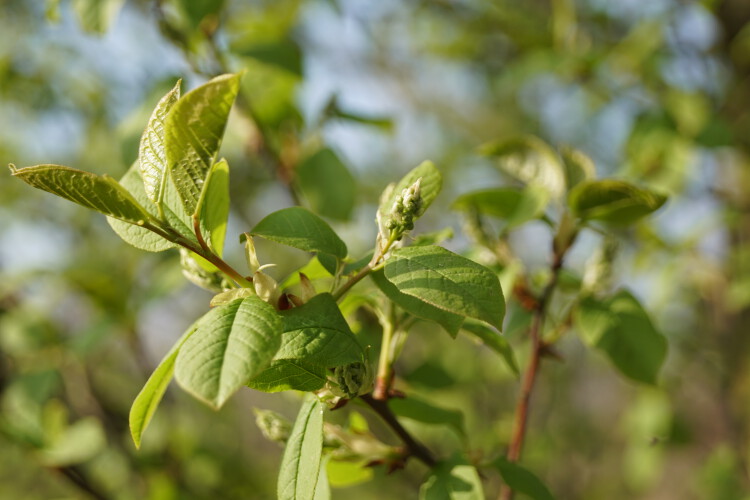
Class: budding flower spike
384,178,424,241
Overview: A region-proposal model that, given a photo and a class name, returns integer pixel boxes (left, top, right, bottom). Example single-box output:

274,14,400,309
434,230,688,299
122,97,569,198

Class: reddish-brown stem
360,394,437,468
500,251,565,500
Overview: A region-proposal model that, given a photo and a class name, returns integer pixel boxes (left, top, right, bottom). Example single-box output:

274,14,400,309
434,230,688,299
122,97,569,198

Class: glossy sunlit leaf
139,80,180,204
275,293,363,366
451,185,550,229
107,163,174,252
371,270,463,337
568,180,667,225
278,396,324,500
575,290,667,385
493,458,555,500
461,320,519,376
195,158,230,256
247,359,327,393
174,296,282,408
251,207,348,259
480,136,566,199
165,73,241,214
378,161,442,222
384,245,505,330
10,164,153,225
296,148,356,221
129,321,199,448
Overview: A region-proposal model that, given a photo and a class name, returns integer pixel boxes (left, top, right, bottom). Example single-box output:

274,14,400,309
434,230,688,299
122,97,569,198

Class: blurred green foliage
2,0,750,498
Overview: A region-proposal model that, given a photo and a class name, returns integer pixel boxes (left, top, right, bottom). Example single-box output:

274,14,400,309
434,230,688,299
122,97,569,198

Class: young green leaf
384,245,505,330
389,396,466,439
210,288,256,307
174,296,282,408
296,148,356,221
10,164,153,225
278,396,324,500
378,160,442,222
107,163,175,252
195,158,230,256
251,207,348,259
451,185,550,230
129,320,200,448
139,80,180,204
560,146,595,191
480,136,566,199
574,290,667,385
493,458,555,500
460,320,519,376
275,293,363,366
419,458,484,500
165,73,241,214
248,359,327,393
568,179,667,225
371,269,463,338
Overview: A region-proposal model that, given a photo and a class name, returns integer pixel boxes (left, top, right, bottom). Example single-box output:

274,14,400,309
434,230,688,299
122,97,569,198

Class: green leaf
71,0,124,34
275,293,363,366
493,458,555,500
378,160,442,221
461,320,519,376
278,396,324,500
10,164,153,225
247,359,327,393
568,180,667,226
165,73,241,214
195,158,230,256
174,296,282,408
420,458,484,500
371,270,463,338
296,148,356,221
480,136,566,199
574,290,667,385
38,417,106,467
251,207,348,259
326,459,374,487
107,163,175,252
451,185,550,230
384,245,505,330
139,80,181,204
129,321,199,448
389,396,466,438
235,38,303,76
559,146,595,191
210,288,255,307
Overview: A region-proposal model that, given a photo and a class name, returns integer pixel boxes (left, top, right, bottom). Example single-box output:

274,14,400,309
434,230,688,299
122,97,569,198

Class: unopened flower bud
254,408,292,444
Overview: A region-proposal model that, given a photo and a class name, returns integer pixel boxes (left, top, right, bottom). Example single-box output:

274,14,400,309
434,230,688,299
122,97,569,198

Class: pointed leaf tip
8,164,17,174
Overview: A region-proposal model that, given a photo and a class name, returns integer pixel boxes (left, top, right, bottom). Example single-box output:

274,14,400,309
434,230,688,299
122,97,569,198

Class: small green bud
254,408,292,444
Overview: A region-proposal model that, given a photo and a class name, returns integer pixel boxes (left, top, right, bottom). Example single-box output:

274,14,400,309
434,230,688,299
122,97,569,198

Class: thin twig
360,394,437,468
54,466,109,500
500,251,565,500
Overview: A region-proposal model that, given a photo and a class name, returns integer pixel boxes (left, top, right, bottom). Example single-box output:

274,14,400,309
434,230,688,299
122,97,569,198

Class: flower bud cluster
329,361,373,399
383,178,423,241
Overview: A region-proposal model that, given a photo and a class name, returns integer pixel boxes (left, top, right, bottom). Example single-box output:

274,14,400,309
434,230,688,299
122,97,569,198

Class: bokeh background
2,0,750,498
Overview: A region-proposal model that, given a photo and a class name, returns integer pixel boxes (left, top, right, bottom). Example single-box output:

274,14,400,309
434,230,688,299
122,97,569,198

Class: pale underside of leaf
11,164,152,225
278,396,324,500
139,80,181,204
